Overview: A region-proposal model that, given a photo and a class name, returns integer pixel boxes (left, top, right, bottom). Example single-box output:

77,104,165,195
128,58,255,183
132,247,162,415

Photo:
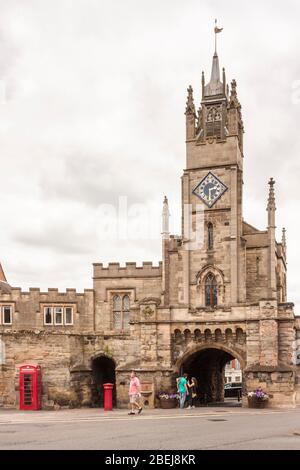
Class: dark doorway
180,348,243,406
91,356,116,408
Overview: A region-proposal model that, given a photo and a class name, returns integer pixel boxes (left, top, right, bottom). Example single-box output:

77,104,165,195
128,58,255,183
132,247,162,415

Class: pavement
0,406,300,450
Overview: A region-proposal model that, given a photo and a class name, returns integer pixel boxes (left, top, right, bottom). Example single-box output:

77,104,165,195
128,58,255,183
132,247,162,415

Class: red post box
103,383,114,411
19,364,42,411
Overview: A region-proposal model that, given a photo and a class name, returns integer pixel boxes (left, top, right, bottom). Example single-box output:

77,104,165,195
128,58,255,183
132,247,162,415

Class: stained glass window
205,274,218,307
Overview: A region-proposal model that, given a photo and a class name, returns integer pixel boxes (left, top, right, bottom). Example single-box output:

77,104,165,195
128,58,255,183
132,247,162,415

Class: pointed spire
185,86,196,115
210,53,220,83
222,67,226,94
282,228,287,258
162,196,170,239
267,178,276,228
0,263,7,283
203,52,224,98
203,20,225,99
202,71,205,98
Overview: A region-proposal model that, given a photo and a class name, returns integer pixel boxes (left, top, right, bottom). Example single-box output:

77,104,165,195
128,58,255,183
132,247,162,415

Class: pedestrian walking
187,377,198,409
177,373,189,409
128,371,143,415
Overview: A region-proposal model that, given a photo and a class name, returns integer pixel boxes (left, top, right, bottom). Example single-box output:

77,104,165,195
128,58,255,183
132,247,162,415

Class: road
0,407,300,450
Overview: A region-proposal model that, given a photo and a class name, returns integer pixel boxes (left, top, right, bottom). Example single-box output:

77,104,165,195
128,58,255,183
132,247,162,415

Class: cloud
0,0,299,312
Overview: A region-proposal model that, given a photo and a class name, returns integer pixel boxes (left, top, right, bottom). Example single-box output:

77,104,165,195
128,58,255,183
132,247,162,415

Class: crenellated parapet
0,287,94,332
2,287,93,302
93,262,162,279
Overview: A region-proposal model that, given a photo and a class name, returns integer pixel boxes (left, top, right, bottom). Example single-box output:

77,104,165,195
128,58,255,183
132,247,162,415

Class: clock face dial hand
193,172,228,208
208,186,215,201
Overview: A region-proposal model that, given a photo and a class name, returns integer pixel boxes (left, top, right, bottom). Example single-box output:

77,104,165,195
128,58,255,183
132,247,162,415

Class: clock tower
181,49,245,308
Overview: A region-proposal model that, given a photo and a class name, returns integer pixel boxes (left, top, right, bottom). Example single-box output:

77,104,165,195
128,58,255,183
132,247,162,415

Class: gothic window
123,295,130,330
205,273,218,308
208,223,214,250
113,294,130,331
206,106,222,139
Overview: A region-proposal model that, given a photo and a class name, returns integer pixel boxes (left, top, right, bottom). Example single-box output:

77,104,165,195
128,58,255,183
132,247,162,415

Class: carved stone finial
282,228,287,250
267,178,276,213
228,79,242,111
162,196,170,239
185,85,196,115
231,79,237,94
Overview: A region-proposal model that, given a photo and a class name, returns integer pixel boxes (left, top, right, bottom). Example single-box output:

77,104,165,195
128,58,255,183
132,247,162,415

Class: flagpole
215,19,217,54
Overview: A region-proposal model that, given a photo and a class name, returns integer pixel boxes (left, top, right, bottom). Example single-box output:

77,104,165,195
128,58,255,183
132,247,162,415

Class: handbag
192,392,197,398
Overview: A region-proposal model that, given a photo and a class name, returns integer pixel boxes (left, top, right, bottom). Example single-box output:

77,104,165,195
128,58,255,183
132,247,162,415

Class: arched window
208,223,214,250
113,295,122,330
206,106,222,139
205,274,218,308
113,294,130,331
123,295,130,330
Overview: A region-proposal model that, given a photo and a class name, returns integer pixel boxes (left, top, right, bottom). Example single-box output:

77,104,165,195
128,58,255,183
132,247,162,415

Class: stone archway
175,344,246,406
90,355,116,408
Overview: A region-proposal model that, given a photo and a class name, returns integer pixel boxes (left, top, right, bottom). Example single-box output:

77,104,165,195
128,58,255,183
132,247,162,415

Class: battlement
0,287,94,302
93,262,163,279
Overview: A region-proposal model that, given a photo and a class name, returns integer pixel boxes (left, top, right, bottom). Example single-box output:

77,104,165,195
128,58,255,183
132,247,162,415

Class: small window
3,306,12,325
44,307,53,325
208,223,214,250
54,307,63,325
205,273,218,307
65,307,73,325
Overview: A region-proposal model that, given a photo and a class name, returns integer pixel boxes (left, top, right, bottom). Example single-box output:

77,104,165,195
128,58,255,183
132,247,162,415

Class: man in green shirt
177,373,189,409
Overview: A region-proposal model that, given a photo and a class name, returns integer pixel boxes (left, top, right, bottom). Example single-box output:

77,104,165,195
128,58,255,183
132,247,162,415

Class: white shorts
130,394,140,404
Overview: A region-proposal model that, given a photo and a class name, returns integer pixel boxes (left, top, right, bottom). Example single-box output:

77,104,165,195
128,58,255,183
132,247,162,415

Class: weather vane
214,19,223,54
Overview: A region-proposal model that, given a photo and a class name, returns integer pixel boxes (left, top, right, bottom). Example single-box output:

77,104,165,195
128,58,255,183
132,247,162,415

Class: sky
0,0,299,311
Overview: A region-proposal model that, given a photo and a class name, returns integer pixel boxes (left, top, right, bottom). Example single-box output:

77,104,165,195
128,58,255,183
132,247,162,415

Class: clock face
193,172,228,208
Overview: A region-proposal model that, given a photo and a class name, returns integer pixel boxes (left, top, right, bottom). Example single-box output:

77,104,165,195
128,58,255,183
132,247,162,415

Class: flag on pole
214,19,223,34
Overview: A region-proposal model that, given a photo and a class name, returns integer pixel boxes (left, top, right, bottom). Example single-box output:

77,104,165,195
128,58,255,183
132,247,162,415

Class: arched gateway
90,355,116,408
175,344,246,404
1,34,300,411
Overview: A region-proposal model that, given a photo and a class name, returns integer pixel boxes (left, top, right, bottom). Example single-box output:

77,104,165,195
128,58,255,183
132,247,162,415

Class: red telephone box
103,383,114,411
19,364,42,411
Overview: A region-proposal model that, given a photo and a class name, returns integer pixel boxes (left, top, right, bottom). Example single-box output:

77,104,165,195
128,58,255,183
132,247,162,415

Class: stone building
1,47,300,410
225,359,242,384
